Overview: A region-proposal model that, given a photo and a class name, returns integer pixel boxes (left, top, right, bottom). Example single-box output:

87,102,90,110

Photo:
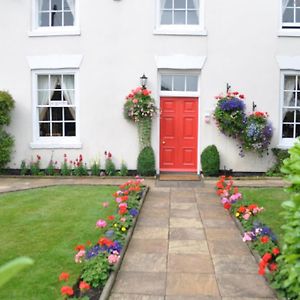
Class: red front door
160,97,198,172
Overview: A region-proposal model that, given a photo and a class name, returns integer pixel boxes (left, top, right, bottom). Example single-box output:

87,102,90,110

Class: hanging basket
137,118,152,150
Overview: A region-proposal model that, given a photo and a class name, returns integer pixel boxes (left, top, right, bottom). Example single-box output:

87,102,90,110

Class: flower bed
216,176,281,289
57,177,148,299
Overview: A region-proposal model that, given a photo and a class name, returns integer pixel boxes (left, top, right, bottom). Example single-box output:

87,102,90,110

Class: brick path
110,185,277,300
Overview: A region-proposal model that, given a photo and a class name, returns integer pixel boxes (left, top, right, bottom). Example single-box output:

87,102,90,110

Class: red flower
79,281,91,291
86,240,92,246
119,207,128,215
108,215,115,221
248,204,258,211
121,196,128,202
233,187,239,194
216,182,224,189
108,152,112,158
217,189,224,195
238,206,246,213
239,94,245,99
75,244,85,251
262,252,272,262
79,154,83,162
260,236,269,244
272,247,280,256
233,91,239,95
269,263,277,272
223,202,231,210
98,237,114,247
142,89,150,96
64,153,67,158
59,272,70,281
37,155,41,160
258,267,265,275
61,286,74,296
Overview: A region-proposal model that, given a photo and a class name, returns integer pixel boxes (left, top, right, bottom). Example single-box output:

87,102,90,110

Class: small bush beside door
201,145,220,176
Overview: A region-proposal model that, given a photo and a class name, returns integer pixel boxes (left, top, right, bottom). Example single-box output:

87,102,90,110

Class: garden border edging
99,186,149,300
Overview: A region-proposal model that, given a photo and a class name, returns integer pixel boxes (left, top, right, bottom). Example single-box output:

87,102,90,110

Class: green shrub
271,139,300,299
90,161,100,176
201,145,220,176
30,155,41,176
266,148,290,176
120,160,128,176
0,91,15,127
137,146,156,176
105,158,116,176
45,160,55,176
0,131,14,169
20,160,27,176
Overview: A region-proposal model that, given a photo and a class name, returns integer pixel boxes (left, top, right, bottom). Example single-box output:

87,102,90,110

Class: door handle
162,141,166,144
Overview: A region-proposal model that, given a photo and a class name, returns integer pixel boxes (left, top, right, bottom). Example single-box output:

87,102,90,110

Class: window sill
28,27,81,37
278,30,300,37
153,27,207,36
30,140,82,149
277,140,298,149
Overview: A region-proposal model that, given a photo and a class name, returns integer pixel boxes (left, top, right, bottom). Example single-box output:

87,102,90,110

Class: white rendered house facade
1,0,300,173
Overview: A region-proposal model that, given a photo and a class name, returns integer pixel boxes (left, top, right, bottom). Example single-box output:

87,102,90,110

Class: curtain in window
282,0,290,15
283,77,296,121
38,0,44,11
62,75,76,119
66,0,75,18
38,75,50,121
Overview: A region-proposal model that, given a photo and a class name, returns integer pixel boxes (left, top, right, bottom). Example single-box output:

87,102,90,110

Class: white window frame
31,69,81,149
154,0,207,36
29,0,80,37
279,0,300,37
279,70,300,148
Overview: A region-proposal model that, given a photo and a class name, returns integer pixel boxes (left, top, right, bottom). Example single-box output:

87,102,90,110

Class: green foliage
0,91,15,127
0,131,14,169
0,257,33,288
90,161,100,176
271,139,300,299
120,161,128,176
20,160,27,176
30,155,41,176
137,146,156,176
201,145,220,176
73,163,88,176
105,158,116,176
81,253,111,288
267,148,290,176
61,161,72,176
45,160,55,176
137,118,152,150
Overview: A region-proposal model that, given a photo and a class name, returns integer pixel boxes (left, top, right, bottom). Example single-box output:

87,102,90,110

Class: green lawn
239,187,290,243
0,185,116,300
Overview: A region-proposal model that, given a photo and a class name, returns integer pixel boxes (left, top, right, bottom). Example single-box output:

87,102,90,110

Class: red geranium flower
260,236,269,244
59,272,70,281
108,215,115,221
272,247,280,256
262,252,272,262
238,206,246,213
75,244,85,251
269,263,277,272
223,202,231,210
98,237,114,247
79,281,91,291
258,267,265,275
61,286,74,296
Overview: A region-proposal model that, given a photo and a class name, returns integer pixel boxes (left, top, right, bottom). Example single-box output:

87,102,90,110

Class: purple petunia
219,98,245,111
129,208,139,217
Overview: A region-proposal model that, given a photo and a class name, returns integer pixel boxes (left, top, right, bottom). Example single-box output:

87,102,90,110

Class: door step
159,173,201,181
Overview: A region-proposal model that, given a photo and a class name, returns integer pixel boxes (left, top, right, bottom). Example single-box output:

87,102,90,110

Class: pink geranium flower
75,250,85,263
96,219,107,228
108,251,120,264
102,202,109,207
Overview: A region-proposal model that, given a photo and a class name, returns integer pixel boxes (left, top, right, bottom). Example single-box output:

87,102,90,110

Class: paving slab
109,294,164,300
169,227,206,240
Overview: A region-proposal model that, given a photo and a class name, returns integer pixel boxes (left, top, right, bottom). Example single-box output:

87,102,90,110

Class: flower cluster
57,177,144,298
215,176,281,278
214,90,273,156
124,86,157,122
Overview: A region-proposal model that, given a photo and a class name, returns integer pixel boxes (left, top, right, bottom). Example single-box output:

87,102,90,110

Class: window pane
52,123,63,136
161,10,172,24
296,125,300,137
296,8,300,22
284,91,296,106
161,0,172,9
50,75,61,89
297,0,300,7
39,12,49,26
64,107,75,120
174,11,186,24
285,75,296,90
65,122,76,136
64,11,74,25
51,0,62,10
174,0,186,9
283,8,294,22
38,91,49,105
173,75,185,91
282,124,294,138
62,75,74,89
64,0,73,10
51,90,63,101
38,75,49,90
283,109,295,122
188,0,198,9
161,75,172,91
52,11,62,26
296,110,300,122
39,108,50,121
40,123,50,136
297,92,300,106
51,107,63,121
40,0,50,11
187,10,199,24
186,76,198,91
287,0,295,7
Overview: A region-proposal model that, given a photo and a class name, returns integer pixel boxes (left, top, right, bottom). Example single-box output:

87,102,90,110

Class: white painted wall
0,0,299,172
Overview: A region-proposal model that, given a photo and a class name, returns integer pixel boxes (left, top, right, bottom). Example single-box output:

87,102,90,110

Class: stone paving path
0,177,282,299
110,186,277,300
